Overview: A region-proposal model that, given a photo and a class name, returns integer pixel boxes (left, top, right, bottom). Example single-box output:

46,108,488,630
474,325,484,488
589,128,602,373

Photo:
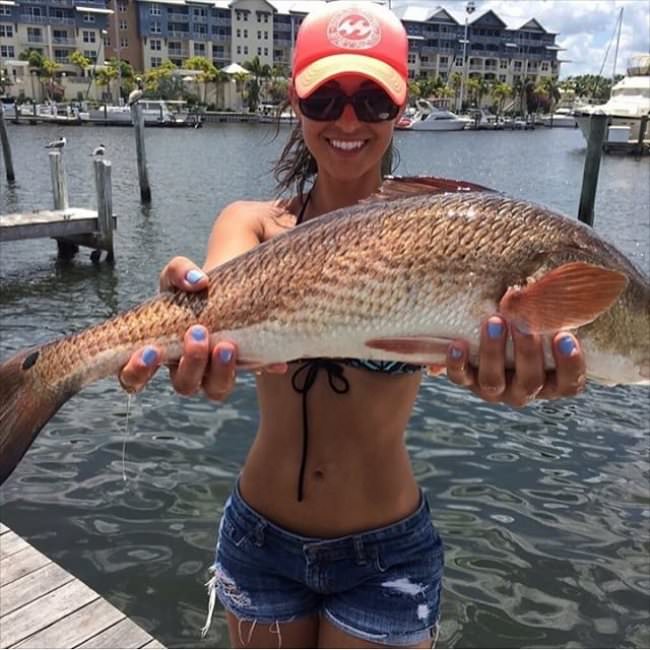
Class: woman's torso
212,197,424,537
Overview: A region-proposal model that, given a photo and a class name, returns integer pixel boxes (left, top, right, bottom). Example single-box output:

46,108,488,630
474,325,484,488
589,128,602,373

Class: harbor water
1,122,649,648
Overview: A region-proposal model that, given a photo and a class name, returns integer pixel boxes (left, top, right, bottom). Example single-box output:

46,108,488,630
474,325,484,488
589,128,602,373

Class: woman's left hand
442,316,587,408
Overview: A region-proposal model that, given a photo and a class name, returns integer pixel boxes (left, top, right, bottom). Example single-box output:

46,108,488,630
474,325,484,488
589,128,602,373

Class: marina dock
0,523,166,649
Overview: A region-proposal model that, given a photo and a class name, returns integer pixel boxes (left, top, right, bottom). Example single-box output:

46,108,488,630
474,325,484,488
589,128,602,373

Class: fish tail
0,346,80,485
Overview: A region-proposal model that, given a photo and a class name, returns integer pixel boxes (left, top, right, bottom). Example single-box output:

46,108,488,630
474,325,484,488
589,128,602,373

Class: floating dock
0,523,166,649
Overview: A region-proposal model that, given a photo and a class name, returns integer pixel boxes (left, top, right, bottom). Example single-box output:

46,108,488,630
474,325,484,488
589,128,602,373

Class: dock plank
0,530,30,559
15,598,126,649
1,562,74,616
0,579,100,647
0,208,101,242
0,526,165,649
1,522,9,534
0,546,50,587
79,617,153,649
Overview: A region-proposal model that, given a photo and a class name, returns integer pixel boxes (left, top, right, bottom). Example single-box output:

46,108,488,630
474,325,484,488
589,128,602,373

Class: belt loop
254,522,265,547
353,536,367,566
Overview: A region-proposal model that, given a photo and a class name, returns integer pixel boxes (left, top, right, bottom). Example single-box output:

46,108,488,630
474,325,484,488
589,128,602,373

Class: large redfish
0,178,648,485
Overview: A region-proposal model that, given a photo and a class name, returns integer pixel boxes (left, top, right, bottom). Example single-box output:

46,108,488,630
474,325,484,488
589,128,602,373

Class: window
83,13,95,23
236,29,240,37
408,53,416,64
500,59,508,69
151,56,162,67
82,30,96,43
0,45,14,58
499,74,506,81
120,20,127,30
150,38,161,50
236,45,241,54
263,47,268,56
264,31,268,40
541,62,549,71
257,46,261,55
0,7,11,16
243,29,248,38
118,2,127,12
84,50,97,62
150,4,161,15
243,45,248,54
257,30,261,39
120,38,128,48
151,22,161,34
0,24,13,38
194,42,205,55
439,56,447,65
27,27,42,42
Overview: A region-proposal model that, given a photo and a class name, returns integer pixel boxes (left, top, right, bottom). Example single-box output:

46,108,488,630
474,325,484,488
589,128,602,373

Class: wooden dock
0,523,166,649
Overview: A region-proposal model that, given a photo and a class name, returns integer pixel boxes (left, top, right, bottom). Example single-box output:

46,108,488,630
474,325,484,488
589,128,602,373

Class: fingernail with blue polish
191,326,206,342
186,269,204,285
487,320,504,339
219,348,233,364
450,346,463,360
141,346,158,367
558,335,576,357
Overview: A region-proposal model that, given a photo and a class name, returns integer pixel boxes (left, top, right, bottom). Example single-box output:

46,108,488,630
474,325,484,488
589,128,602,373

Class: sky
390,0,650,78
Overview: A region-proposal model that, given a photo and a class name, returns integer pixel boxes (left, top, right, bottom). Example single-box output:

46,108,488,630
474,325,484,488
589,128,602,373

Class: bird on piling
45,136,66,150
127,77,144,107
91,144,106,157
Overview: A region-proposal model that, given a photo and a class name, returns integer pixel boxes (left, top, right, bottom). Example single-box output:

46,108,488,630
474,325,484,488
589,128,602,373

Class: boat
257,103,296,124
574,54,650,143
464,107,503,130
87,99,199,127
397,99,468,131
542,107,578,128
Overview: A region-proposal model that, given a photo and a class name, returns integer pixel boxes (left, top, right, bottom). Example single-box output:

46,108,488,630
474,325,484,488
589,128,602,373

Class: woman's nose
336,102,362,129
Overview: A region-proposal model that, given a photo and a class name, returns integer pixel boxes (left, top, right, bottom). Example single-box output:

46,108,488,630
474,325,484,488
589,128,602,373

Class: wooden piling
93,158,114,263
636,115,648,159
577,111,608,227
0,105,15,182
131,103,151,203
49,150,78,259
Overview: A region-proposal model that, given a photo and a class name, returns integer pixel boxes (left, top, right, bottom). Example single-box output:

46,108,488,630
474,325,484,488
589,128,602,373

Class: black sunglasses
299,85,400,123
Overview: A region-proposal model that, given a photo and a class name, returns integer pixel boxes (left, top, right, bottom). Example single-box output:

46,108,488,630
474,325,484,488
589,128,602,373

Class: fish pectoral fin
365,336,452,365
499,261,628,333
359,176,494,205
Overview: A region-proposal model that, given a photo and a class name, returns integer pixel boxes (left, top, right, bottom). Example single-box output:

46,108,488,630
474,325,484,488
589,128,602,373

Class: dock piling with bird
0,104,15,183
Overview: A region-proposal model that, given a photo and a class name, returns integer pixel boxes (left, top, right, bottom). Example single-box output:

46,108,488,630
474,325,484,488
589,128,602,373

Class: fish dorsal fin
360,176,495,205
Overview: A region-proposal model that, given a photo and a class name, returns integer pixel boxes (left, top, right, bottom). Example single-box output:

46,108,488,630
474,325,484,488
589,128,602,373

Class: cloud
391,0,650,77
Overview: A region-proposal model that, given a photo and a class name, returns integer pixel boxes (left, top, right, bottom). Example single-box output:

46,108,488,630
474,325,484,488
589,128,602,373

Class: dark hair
272,102,400,199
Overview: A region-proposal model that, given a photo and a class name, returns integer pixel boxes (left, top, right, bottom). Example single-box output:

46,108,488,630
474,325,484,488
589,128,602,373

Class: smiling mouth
326,138,367,152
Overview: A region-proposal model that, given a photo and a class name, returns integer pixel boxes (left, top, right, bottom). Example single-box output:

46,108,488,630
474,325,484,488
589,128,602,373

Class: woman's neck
306,171,383,219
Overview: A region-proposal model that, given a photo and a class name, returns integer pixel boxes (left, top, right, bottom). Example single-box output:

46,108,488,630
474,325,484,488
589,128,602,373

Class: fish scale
0,178,648,485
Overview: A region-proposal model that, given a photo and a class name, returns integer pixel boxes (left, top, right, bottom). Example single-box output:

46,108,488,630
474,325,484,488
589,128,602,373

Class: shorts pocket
219,514,252,550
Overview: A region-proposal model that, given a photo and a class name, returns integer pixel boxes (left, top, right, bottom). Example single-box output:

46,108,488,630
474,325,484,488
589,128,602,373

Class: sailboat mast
612,7,623,80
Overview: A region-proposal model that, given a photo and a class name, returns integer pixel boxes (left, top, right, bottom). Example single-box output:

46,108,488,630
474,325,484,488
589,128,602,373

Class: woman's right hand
117,257,239,401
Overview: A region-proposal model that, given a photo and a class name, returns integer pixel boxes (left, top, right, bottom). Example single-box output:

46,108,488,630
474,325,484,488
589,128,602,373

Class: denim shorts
203,482,444,647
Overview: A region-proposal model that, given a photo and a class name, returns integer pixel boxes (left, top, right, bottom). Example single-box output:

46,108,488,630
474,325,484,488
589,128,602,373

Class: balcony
27,34,44,43
167,14,189,22
167,30,190,39
191,31,208,41
168,48,189,58
53,36,76,45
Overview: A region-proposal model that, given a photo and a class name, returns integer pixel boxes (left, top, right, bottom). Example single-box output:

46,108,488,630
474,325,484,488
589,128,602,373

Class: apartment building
1,0,562,101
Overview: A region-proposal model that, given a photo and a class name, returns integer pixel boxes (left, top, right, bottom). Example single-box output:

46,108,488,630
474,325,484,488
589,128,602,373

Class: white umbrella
221,63,250,75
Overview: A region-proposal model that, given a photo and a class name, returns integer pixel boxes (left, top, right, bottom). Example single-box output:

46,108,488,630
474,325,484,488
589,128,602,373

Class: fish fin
0,347,78,485
360,176,495,204
499,262,628,333
365,336,452,364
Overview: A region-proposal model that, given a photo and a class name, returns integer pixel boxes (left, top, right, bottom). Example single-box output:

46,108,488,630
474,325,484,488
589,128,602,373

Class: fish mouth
325,138,369,154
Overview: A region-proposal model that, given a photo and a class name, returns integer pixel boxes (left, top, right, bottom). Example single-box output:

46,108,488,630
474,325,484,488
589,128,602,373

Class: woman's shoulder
218,197,300,241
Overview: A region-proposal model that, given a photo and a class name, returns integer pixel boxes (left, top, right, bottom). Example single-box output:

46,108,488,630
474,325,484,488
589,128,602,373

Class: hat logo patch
327,10,381,50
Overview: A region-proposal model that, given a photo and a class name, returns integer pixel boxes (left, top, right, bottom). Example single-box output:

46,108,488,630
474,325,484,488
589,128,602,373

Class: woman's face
293,74,401,184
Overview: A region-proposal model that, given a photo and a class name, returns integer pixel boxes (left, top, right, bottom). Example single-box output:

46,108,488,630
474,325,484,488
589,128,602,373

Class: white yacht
574,54,650,143
397,99,468,131
542,107,577,128
88,99,192,126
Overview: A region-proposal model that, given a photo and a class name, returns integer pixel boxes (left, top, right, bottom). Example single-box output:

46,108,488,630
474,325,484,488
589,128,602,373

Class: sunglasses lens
300,85,399,123
353,89,400,122
299,93,344,121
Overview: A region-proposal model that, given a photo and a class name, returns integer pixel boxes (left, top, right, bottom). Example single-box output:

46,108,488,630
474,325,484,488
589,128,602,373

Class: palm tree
466,77,480,107
491,81,511,117
70,50,92,99
510,77,525,116
183,55,218,104
450,71,462,109
242,55,271,110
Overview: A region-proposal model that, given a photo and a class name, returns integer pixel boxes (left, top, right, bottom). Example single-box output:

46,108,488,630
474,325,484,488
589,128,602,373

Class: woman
118,2,586,647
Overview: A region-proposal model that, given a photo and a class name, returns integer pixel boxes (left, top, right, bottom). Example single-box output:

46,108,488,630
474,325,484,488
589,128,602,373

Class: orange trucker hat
293,1,409,105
